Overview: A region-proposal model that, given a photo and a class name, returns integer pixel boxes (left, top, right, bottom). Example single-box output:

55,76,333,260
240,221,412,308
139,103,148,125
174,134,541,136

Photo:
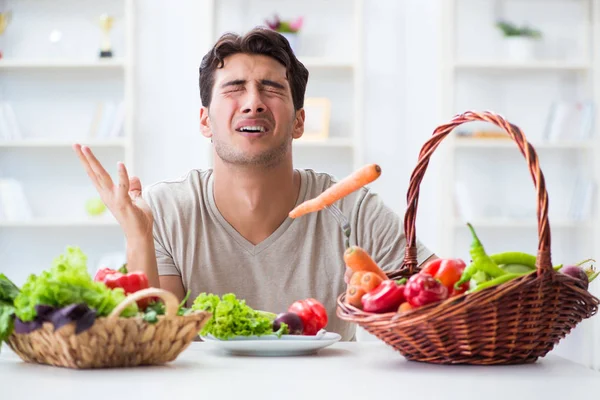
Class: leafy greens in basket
14,246,138,322
0,246,140,342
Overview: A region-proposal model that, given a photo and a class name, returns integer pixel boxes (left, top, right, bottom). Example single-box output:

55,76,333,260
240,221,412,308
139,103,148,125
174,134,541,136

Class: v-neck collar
206,169,308,255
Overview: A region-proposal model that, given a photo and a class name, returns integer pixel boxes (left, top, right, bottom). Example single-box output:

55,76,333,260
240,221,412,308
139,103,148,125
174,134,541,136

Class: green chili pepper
467,272,528,293
490,252,537,268
454,223,506,289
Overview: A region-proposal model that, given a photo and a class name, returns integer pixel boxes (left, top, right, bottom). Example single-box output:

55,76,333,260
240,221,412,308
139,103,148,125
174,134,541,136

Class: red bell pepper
288,298,328,336
94,265,152,310
361,279,406,313
420,258,468,296
404,273,448,308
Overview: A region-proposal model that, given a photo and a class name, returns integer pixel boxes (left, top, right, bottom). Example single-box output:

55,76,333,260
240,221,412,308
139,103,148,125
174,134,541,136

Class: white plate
199,330,342,356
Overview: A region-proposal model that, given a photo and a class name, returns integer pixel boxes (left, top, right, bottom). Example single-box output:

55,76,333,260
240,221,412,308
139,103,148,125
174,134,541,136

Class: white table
1,341,597,399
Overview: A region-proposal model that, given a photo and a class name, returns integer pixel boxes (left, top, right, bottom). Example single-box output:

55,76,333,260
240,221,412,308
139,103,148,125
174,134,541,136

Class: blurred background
0,0,599,368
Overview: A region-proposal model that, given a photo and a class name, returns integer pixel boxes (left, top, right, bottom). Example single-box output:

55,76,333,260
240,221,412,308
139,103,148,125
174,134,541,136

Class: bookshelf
0,0,135,284
207,0,364,178
439,0,599,369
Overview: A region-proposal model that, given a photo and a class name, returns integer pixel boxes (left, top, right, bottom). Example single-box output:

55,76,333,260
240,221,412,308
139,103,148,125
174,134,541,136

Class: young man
73,27,435,341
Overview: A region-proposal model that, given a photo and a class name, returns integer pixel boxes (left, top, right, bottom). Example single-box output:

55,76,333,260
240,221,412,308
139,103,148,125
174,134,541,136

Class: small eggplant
272,312,304,335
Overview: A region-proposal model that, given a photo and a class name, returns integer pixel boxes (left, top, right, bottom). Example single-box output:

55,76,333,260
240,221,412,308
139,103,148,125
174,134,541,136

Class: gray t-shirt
143,168,433,341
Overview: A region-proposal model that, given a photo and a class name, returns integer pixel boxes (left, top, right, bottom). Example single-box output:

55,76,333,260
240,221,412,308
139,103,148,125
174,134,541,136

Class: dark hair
199,27,309,110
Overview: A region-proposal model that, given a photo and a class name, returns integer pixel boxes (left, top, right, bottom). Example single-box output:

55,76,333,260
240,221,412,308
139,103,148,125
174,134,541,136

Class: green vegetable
468,273,527,293
191,293,286,340
455,223,506,288
469,270,489,291
0,301,15,342
491,252,537,268
0,274,20,303
14,246,137,322
500,264,534,274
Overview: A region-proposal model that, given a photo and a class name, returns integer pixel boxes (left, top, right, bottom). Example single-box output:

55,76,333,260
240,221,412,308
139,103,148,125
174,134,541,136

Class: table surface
1,341,598,400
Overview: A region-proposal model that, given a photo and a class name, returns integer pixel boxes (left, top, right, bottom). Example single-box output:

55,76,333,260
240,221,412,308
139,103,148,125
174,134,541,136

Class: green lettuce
14,246,137,322
192,293,284,339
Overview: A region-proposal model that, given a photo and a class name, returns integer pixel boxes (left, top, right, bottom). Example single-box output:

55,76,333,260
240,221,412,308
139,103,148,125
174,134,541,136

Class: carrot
349,271,384,293
343,246,388,281
398,302,413,314
346,285,366,308
289,163,382,218
360,272,384,293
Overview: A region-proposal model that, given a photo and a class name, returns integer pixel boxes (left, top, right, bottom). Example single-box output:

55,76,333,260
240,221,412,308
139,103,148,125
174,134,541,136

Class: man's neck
212,157,301,246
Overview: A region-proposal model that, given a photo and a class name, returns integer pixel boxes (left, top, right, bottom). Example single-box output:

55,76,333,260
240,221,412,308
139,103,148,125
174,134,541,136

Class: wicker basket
337,110,600,365
7,288,211,369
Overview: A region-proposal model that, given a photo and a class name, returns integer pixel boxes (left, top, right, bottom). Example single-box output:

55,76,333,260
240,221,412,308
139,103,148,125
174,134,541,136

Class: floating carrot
343,246,388,281
289,164,382,218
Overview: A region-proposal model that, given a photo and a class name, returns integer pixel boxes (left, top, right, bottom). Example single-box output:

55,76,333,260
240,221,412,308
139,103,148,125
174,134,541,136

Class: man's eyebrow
259,79,286,89
220,79,246,88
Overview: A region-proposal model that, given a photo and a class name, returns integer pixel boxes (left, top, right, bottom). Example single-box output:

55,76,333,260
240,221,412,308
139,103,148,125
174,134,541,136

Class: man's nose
240,90,266,114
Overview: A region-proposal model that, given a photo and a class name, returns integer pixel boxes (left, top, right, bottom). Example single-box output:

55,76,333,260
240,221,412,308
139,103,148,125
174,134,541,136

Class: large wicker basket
337,110,600,365
7,288,211,369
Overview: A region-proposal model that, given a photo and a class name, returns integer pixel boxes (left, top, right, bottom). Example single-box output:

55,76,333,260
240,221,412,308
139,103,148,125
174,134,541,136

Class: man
73,27,435,341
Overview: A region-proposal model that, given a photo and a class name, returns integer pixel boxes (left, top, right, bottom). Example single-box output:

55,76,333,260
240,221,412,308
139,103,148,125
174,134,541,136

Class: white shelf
453,218,591,229
454,138,593,150
453,60,591,71
0,219,120,228
299,57,354,69
0,139,126,148
0,59,126,70
294,137,354,147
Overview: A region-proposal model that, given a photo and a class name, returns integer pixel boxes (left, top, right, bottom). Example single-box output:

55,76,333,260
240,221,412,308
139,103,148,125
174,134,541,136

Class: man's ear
200,107,212,139
292,108,305,140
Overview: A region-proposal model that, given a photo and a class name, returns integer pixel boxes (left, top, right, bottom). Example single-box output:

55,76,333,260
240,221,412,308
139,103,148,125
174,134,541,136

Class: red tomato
288,298,328,336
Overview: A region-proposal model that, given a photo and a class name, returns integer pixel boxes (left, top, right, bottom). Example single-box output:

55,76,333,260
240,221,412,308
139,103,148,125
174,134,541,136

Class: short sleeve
351,189,434,272
142,185,181,277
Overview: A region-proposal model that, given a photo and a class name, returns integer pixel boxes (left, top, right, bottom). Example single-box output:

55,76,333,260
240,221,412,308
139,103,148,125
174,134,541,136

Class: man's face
200,53,304,167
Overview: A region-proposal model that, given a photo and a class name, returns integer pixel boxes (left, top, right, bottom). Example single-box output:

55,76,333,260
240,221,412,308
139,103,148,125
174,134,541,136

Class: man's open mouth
236,126,268,133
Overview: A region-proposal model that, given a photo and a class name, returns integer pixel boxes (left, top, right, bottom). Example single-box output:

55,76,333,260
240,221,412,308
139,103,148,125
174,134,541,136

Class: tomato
288,298,328,336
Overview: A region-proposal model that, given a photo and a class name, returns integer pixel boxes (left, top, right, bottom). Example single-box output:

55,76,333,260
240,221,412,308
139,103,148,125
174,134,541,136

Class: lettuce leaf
192,293,277,339
14,246,137,322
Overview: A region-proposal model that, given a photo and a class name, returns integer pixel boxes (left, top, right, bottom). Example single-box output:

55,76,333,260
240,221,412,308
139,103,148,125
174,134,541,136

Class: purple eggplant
273,312,304,335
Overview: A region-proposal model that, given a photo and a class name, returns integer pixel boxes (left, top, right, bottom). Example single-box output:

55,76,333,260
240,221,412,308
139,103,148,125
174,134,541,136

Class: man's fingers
81,145,114,189
344,267,354,284
129,176,142,193
73,143,103,191
116,162,130,200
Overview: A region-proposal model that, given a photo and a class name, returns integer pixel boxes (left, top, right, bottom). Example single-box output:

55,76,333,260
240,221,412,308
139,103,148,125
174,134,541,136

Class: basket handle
402,111,552,277
108,288,180,319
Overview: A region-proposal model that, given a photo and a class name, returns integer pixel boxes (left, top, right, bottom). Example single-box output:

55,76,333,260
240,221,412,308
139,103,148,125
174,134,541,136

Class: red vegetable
94,265,151,309
560,265,589,290
361,279,406,313
404,273,448,308
420,258,467,295
288,298,328,336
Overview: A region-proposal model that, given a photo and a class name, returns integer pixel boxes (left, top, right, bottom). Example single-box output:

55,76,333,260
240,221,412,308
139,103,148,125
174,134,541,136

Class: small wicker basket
337,110,600,365
7,288,211,369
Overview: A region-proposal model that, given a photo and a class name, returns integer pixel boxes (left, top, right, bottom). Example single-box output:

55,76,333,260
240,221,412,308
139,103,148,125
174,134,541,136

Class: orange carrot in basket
346,285,366,308
343,246,388,281
289,164,382,218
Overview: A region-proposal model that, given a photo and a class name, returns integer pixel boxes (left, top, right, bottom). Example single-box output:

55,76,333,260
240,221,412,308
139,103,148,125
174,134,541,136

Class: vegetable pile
344,223,599,315
191,293,328,340
0,246,193,345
